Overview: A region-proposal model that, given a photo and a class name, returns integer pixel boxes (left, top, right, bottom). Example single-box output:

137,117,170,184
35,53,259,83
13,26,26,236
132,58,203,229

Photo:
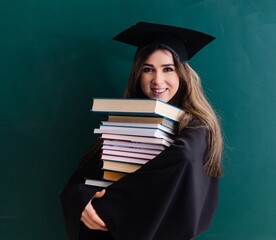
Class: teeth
152,88,166,93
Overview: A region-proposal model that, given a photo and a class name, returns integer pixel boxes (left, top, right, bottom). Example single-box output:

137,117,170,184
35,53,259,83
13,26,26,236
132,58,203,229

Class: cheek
171,77,180,91
176,80,180,91
140,76,149,91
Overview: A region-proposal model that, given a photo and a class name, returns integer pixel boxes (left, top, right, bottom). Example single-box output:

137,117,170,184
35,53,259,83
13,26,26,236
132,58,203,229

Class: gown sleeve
60,139,106,240
60,126,219,240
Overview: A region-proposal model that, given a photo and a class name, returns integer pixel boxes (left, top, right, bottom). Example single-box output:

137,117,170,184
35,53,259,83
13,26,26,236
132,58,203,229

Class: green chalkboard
1,0,276,239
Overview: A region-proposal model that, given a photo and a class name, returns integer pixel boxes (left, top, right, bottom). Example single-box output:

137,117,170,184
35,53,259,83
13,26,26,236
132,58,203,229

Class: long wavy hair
124,45,223,178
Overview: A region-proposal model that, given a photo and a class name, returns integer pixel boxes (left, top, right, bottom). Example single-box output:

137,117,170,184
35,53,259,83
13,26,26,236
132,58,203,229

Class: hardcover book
94,126,174,143
103,160,142,173
103,170,127,181
101,121,175,135
92,98,184,122
101,154,150,164
102,139,166,151
100,133,172,147
85,179,113,188
102,144,162,155
107,115,176,130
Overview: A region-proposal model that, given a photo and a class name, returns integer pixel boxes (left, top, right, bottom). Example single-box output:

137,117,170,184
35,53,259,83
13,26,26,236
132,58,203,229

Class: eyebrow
143,63,175,67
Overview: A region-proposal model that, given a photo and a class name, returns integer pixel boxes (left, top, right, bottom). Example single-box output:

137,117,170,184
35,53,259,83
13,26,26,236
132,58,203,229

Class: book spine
102,145,162,155
101,154,150,164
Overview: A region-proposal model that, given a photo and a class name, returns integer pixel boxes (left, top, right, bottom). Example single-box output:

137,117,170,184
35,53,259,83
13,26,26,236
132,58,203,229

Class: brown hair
124,45,223,178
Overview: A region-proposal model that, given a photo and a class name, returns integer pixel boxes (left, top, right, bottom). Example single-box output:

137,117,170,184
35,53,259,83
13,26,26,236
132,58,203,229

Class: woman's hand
81,189,108,231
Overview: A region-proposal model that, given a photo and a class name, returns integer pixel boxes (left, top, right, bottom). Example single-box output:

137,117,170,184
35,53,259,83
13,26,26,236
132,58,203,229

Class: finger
90,211,107,228
93,189,106,199
83,201,107,228
81,214,94,229
81,214,108,231
86,206,107,227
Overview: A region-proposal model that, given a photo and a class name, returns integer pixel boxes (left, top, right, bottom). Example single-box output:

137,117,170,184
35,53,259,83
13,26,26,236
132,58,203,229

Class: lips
151,88,167,94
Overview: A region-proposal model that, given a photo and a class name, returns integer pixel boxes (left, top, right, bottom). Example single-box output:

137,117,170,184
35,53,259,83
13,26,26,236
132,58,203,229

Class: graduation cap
113,21,215,63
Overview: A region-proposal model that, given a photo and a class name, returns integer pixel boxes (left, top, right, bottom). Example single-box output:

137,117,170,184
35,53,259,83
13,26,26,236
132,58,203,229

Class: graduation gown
60,126,219,240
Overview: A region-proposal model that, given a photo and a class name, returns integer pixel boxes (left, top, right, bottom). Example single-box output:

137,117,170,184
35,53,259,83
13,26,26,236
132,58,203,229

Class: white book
101,121,175,135
102,139,166,151
107,115,176,130
100,134,172,147
102,149,155,160
101,154,149,164
85,179,113,187
94,126,174,143
102,145,162,155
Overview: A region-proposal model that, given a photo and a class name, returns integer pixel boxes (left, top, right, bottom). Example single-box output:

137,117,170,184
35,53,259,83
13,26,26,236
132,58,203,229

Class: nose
152,71,164,85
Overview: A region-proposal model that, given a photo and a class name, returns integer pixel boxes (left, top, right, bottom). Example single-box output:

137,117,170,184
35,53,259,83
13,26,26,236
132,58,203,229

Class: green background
1,0,276,239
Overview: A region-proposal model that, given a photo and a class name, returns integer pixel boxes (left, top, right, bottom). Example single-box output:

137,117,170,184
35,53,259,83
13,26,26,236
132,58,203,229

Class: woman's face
140,49,180,103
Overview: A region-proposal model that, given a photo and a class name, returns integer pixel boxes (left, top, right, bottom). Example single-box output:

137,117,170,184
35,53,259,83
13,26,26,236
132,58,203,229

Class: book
108,115,177,130
94,126,174,143
102,144,162,155
84,171,127,187
100,133,172,147
102,149,155,160
101,154,150,164
101,121,175,135
103,160,142,173
103,170,127,181
85,179,113,187
90,98,179,184
92,98,184,122
103,139,166,151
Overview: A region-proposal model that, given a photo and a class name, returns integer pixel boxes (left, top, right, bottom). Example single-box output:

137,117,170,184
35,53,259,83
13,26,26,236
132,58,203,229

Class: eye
163,67,174,72
142,67,153,73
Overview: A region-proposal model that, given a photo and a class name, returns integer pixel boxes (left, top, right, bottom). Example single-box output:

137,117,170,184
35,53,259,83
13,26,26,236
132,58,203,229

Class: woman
61,22,223,240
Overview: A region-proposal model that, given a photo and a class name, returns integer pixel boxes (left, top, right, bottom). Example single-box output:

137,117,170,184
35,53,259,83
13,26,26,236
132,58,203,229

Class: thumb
93,189,106,199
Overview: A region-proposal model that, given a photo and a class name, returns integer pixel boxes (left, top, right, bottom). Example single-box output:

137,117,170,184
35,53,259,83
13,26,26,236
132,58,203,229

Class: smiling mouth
151,88,167,94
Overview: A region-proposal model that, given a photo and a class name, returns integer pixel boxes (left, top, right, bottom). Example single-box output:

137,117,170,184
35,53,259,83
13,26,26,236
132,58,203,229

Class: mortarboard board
113,21,215,63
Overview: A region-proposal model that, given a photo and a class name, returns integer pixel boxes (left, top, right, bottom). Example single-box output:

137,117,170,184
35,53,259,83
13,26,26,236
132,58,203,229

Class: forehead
144,49,174,64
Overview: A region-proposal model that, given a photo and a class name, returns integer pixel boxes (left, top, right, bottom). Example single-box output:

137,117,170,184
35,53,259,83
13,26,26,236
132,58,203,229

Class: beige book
92,98,184,122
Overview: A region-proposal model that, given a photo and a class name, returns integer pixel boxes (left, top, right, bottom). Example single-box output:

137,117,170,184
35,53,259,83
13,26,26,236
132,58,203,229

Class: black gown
60,126,219,240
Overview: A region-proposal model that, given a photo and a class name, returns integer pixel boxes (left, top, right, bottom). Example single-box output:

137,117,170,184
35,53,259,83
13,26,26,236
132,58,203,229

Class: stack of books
85,98,184,187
